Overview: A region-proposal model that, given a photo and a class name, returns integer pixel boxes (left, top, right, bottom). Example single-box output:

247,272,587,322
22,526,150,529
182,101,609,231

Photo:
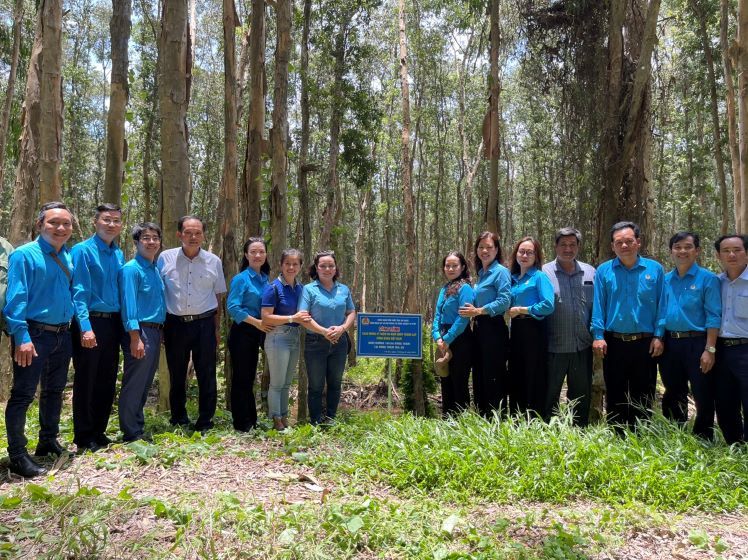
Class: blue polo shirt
432,282,474,345
119,254,166,332
261,276,303,325
592,255,665,339
659,263,721,332
3,237,75,344
227,267,269,324
474,260,511,317
71,234,125,331
510,267,555,319
299,279,355,328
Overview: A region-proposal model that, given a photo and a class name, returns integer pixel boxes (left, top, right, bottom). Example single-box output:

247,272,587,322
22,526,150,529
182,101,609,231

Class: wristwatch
287,315,293,324
705,346,716,354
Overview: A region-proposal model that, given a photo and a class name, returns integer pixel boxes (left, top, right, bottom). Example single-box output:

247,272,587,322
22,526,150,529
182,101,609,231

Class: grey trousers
119,326,161,441
545,348,592,426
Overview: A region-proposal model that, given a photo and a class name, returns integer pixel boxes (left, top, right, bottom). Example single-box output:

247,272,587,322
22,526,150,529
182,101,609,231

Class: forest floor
0,370,746,559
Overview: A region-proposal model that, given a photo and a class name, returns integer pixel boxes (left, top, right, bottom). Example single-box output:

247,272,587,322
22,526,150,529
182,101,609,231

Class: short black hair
132,222,162,242
36,201,72,224
714,234,748,252
94,203,122,220
610,221,640,242
555,227,581,245
669,231,700,250
178,215,206,232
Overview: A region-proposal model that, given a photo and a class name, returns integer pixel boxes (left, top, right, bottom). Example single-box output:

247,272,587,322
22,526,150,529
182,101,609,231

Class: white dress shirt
719,265,748,338
157,248,227,316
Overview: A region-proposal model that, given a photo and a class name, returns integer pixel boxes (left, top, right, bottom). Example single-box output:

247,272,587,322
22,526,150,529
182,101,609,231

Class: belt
140,322,164,330
667,330,705,339
168,310,217,323
512,314,531,320
718,337,748,347
89,311,120,319
608,331,653,342
27,320,70,333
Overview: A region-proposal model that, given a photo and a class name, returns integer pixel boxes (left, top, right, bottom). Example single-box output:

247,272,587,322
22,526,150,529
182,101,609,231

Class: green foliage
398,326,438,416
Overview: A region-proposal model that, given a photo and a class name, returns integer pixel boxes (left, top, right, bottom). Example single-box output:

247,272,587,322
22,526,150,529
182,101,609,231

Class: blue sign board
356,313,422,359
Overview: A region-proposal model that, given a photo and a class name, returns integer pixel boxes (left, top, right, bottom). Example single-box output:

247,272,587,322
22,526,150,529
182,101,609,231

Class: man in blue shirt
118,223,166,443
0,236,13,338
658,232,721,440
592,221,664,430
713,234,748,444
71,203,125,452
3,202,75,478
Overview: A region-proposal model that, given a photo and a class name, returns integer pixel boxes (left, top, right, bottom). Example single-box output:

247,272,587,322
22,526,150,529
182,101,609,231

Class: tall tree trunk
486,0,501,233
269,0,291,272
737,0,748,230
398,0,425,416
692,0,729,234
103,0,132,205
158,0,192,411
9,0,64,243
216,0,241,408
0,0,24,212
722,0,742,230
241,0,266,238
318,22,347,252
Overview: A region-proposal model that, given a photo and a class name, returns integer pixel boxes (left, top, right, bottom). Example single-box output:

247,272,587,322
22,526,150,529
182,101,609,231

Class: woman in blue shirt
261,249,310,430
433,251,475,416
459,231,511,417
508,236,554,417
226,238,273,431
299,251,356,425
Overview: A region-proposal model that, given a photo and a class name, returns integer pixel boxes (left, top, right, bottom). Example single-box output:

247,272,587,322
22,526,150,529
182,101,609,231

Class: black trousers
508,317,548,418
715,341,748,444
72,316,122,445
228,321,265,430
603,334,657,429
472,315,509,417
440,328,472,416
660,334,716,439
164,313,218,429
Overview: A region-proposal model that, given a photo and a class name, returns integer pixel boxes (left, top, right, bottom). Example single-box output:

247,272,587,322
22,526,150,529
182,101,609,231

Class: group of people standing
1,202,356,479
433,222,748,447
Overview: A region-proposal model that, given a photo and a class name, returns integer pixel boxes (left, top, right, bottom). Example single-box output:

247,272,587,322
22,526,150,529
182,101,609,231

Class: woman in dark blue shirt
261,249,310,430
432,251,475,416
508,237,554,418
459,231,511,417
226,238,273,431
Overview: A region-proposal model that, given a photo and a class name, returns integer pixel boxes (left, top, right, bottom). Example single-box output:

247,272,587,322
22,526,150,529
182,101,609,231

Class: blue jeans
119,326,161,441
6,328,72,458
265,325,301,419
304,332,349,424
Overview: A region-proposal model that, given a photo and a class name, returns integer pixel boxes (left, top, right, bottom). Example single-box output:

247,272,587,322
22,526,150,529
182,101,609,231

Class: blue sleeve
442,284,474,345
484,267,511,317
261,281,278,308
591,267,606,340
71,245,93,332
345,286,355,312
527,272,555,319
120,266,141,332
4,251,31,345
432,288,445,341
299,285,312,312
656,279,668,335
704,274,723,330
653,265,665,337
226,274,249,324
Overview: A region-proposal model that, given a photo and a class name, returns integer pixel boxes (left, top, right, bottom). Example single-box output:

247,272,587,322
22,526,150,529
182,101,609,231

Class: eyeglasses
317,264,336,270
517,250,535,257
100,219,122,226
139,236,160,243
613,239,637,248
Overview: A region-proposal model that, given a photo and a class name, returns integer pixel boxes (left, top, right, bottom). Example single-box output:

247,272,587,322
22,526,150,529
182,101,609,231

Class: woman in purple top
261,249,310,430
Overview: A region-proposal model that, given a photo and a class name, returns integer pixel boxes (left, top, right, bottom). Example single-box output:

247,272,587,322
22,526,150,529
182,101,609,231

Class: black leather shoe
170,418,190,427
34,440,66,457
76,441,102,454
9,454,48,478
95,434,113,446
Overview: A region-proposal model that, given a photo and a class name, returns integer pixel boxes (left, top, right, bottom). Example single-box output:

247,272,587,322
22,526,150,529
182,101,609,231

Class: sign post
356,313,422,411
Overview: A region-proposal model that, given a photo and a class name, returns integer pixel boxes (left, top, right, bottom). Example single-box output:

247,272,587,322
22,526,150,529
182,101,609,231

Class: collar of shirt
178,247,205,263
671,262,699,280
93,233,117,254
612,255,643,270
135,253,155,269
312,278,338,293
552,258,582,276
720,265,748,283
277,274,299,287
478,259,499,279
246,266,267,283
512,266,539,282
37,235,67,257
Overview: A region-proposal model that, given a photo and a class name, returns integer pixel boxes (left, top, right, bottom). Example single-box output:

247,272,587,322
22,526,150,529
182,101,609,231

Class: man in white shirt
714,234,748,444
158,216,227,431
